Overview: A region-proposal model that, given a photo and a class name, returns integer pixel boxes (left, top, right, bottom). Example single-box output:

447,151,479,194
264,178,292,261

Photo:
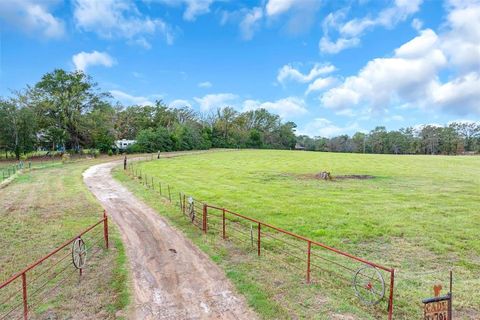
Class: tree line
0,69,297,159
296,123,480,155
1,69,478,160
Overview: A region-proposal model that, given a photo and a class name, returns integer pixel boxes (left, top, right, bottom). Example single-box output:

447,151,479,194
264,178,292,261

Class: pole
103,210,109,249
22,272,28,320
183,194,186,214
449,270,453,320
307,241,311,284
222,208,226,239
203,204,207,234
257,223,261,256
168,185,172,201
388,269,395,320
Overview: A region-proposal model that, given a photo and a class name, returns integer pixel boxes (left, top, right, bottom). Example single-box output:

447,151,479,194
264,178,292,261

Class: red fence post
21,272,28,320
103,210,109,249
222,208,226,239
306,241,311,284
257,223,261,256
202,204,207,234
388,269,395,320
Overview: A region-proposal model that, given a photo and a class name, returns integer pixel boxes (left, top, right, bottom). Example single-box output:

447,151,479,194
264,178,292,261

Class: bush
61,153,70,163
89,149,100,158
108,149,113,156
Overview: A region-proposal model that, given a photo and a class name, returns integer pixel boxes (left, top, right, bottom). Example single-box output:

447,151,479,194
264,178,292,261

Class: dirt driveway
83,159,256,320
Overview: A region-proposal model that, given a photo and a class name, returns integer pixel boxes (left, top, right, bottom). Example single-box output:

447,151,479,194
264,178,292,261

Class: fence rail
0,212,109,320
127,160,396,319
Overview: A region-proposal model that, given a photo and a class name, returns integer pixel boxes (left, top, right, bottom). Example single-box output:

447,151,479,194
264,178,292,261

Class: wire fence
126,160,396,319
0,213,109,320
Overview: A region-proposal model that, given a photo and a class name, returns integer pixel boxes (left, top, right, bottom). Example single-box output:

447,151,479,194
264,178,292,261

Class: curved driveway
83,159,256,320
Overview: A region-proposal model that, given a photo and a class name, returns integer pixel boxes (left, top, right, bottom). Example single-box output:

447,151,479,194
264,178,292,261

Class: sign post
422,271,453,320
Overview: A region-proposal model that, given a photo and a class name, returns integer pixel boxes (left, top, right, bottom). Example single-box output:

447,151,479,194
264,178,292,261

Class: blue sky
0,0,479,137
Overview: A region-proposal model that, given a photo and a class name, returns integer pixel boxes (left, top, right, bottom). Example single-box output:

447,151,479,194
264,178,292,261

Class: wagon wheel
353,265,385,305
188,197,195,222
72,238,87,269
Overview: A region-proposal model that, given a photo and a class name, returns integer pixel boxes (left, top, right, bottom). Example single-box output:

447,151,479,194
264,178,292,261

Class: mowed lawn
133,150,480,319
0,158,129,319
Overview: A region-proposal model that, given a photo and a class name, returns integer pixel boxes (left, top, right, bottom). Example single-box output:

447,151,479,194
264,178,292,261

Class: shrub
61,153,70,163
108,149,113,156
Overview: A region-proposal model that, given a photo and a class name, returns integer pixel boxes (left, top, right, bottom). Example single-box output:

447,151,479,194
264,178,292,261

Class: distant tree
30,69,110,151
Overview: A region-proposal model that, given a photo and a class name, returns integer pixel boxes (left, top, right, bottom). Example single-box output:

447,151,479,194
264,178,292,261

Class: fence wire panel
0,216,108,320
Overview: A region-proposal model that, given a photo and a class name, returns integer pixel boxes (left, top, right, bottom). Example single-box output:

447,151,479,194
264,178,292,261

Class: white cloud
431,72,480,115
72,51,116,72
411,18,423,31
110,90,155,106
298,118,359,137
198,81,212,88
277,63,336,85
169,99,192,108
240,7,263,40
320,0,423,54
243,97,307,119
156,0,214,21
320,0,480,117
73,0,173,47
194,93,238,112
305,77,336,95
321,29,447,112
265,0,296,16
319,37,360,54
0,0,65,38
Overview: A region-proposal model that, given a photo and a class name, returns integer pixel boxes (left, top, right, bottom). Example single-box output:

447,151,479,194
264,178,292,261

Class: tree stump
316,171,332,180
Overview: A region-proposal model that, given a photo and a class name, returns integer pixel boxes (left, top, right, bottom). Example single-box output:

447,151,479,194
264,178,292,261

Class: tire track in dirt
83,158,257,320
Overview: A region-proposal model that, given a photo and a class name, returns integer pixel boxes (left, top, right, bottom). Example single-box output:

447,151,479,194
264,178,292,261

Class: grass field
0,158,129,319
123,150,480,319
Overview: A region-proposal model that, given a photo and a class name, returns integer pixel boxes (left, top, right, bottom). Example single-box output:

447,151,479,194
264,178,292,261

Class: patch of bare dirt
334,175,375,180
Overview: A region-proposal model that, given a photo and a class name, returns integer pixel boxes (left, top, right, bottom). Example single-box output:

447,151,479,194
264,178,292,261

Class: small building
115,139,136,150
294,143,305,150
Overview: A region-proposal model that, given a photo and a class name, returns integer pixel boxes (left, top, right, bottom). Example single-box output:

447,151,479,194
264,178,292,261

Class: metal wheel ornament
188,197,195,222
353,265,385,305
72,238,87,269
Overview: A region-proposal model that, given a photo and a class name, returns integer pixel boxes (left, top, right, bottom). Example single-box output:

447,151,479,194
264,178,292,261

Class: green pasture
129,150,480,319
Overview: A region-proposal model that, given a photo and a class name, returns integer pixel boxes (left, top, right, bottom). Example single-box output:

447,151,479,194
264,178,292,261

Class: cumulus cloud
73,0,174,47
320,0,480,117
194,93,238,112
277,63,336,85
297,118,360,137
169,99,192,108
321,29,447,112
243,97,307,119
0,0,65,38
305,77,336,95
265,0,297,16
240,7,263,40
72,51,116,72
320,0,423,54
110,90,155,106
198,81,212,88
156,0,215,21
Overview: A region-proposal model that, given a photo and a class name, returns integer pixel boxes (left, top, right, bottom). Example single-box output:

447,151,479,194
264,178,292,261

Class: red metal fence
0,212,109,320
127,162,396,319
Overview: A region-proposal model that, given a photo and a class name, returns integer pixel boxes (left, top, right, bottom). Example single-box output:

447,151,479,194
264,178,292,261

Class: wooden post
222,208,226,239
306,241,311,283
103,210,109,249
22,272,28,320
203,204,207,233
257,223,261,256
